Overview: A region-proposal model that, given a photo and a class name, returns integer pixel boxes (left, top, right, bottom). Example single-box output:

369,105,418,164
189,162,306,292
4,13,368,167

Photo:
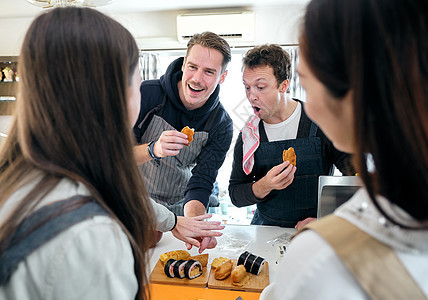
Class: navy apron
138,95,219,216
251,122,323,227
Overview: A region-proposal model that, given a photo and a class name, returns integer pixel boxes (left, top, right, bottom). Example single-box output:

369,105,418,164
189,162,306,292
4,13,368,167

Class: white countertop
149,224,297,281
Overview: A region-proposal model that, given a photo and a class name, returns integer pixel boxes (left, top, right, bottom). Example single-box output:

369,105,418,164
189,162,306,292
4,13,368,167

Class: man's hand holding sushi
171,214,224,250
153,130,189,158
252,161,296,199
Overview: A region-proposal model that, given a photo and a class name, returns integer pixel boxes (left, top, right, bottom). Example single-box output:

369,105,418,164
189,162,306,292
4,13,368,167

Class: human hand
266,161,296,190
153,130,189,158
185,236,218,254
295,217,317,230
253,161,296,198
171,214,224,250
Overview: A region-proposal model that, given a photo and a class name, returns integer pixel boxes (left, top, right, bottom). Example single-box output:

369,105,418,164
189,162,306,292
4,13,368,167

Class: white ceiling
0,0,310,18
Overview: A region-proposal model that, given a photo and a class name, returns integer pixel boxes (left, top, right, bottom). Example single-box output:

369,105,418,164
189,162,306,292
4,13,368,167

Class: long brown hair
0,7,154,298
300,0,428,226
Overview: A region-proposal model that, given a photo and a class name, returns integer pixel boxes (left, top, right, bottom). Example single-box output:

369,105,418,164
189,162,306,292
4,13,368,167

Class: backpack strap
0,195,108,285
300,215,426,300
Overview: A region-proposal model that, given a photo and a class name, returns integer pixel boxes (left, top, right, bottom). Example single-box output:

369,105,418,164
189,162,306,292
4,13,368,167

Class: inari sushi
184,259,203,279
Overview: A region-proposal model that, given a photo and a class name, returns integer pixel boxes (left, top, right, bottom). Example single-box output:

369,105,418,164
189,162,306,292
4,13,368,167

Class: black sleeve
322,133,355,175
183,118,234,208
228,132,265,207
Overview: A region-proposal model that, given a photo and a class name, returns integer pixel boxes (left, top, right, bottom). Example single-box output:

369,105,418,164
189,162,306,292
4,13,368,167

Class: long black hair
300,0,428,226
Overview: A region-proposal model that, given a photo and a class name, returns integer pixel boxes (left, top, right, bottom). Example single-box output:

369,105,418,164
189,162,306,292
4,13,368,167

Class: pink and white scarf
242,115,261,175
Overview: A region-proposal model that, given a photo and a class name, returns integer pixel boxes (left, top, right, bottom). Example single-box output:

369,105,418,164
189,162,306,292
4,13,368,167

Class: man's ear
279,79,290,93
218,70,228,85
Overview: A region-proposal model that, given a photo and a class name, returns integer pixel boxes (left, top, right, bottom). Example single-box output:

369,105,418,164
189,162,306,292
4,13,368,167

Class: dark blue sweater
133,57,233,207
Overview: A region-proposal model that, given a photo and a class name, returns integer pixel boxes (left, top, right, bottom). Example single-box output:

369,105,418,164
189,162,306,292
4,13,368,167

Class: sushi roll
173,259,187,278
237,251,266,275
243,253,257,273
250,256,265,275
237,251,250,266
184,259,203,279
164,259,178,278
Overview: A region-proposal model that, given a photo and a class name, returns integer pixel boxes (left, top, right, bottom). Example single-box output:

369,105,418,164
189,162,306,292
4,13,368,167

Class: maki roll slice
243,253,257,273
184,259,203,279
250,256,265,275
237,251,250,266
173,259,187,278
237,251,266,275
164,259,177,278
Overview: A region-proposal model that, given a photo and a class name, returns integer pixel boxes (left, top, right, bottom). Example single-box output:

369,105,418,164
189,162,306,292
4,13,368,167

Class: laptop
317,175,363,218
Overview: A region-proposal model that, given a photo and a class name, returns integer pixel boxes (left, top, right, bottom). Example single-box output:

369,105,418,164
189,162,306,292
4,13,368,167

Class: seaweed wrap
184,259,203,279
173,259,187,278
237,251,266,275
164,259,178,278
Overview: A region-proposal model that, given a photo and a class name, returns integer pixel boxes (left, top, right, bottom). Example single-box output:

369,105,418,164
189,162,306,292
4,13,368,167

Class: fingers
196,221,225,230
160,130,188,145
155,130,189,157
189,224,224,237
267,161,291,180
266,162,296,190
195,230,223,238
196,224,224,231
295,217,316,229
184,238,201,249
199,236,217,253
272,161,290,175
199,237,209,253
191,214,225,231
185,235,218,253
191,214,212,221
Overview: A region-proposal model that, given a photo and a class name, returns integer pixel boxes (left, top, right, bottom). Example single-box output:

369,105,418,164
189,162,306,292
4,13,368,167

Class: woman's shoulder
3,215,137,300
336,188,428,253
1,177,138,300
272,228,367,299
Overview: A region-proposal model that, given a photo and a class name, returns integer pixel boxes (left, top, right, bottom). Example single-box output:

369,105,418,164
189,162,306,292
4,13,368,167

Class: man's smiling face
178,44,227,110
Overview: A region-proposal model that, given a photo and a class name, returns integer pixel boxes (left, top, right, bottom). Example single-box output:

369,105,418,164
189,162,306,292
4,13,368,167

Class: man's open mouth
188,84,204,92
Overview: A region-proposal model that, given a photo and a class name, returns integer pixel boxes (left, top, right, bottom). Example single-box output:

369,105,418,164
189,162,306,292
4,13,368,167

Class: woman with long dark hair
268,0,428,298
0,7,154,300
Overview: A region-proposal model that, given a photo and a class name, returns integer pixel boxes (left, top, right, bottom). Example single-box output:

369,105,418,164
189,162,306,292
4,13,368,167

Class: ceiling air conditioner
177,11,255,44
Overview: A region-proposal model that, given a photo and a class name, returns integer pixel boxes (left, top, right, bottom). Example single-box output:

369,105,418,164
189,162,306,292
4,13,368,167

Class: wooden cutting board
207,259,269,293
149,259,209,288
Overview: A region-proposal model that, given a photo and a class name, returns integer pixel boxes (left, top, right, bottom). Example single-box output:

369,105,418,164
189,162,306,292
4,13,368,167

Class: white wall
254,5,303,45
0,4,305,55
0,17,34,55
